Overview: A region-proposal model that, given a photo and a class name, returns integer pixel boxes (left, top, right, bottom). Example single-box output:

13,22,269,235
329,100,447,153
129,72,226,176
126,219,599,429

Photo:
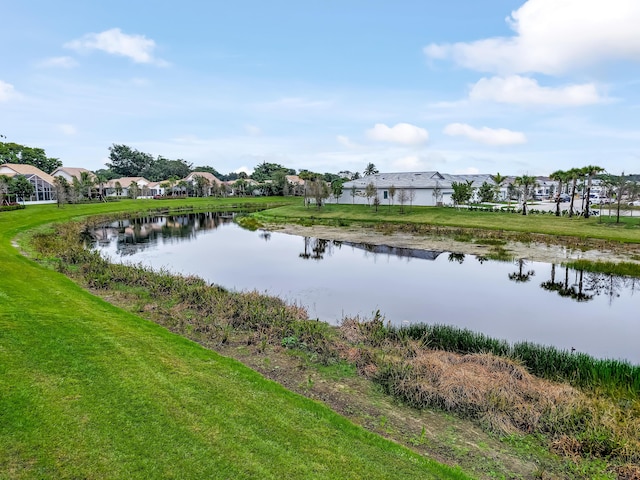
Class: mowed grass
0,199,468,479
256,203,640,244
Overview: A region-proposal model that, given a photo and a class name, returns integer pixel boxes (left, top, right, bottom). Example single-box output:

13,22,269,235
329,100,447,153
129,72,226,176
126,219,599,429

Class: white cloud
424,0,640,75
244,124,262,136
444,123,527,146
391,155,429,171
337,135,359,148
0,80,16,102
469,75,604,106
57,124,77,135
37,56,78,68
366,122,429,145
65,28,167,65
234,166,253,175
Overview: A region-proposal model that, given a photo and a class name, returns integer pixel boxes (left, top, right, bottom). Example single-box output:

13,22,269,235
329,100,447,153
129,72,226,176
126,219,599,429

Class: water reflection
509,259,535,283
93,212,235,255
91,212,640,362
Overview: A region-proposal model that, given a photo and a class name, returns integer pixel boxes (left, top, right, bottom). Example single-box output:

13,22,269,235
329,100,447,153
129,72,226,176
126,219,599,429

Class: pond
92,212,640,363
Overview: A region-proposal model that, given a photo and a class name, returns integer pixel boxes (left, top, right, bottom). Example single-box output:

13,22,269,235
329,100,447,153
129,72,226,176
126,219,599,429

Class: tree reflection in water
508,259,535,283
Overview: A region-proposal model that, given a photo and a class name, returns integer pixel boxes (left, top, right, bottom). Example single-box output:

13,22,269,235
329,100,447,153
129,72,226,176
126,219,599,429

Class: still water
92,212,640,363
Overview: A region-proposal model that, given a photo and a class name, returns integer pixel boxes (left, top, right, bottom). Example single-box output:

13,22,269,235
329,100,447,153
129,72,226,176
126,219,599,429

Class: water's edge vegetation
25,210,640,479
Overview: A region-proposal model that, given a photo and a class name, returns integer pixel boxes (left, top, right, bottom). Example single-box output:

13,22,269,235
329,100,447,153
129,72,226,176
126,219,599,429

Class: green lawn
256,203,640,244
0,199,468,479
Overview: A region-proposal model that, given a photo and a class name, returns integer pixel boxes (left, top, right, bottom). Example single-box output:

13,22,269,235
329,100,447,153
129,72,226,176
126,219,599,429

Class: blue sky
2,0,640,176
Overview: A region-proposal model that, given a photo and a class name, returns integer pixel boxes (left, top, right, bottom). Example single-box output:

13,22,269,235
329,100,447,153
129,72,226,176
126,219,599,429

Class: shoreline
266,222,640,266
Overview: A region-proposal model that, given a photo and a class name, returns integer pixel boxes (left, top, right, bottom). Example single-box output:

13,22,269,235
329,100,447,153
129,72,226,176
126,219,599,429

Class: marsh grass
340,317,640,467
389,323,640,395
563,259,640,277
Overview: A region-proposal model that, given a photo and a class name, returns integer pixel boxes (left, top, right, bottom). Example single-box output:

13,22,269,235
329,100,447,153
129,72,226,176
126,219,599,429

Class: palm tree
363,163,378,176
79,171,95,200
95,173,108,201
0,174,11,205
491,172,507,201
583,165,604,219
567,168,581,217
514,174,537,215
549,169,568,217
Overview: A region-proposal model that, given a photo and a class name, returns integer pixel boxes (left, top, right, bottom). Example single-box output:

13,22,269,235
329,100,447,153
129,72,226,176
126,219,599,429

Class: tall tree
549,169,568,217
251,162,292,182
0,174,11,205
193,175,211,197
363,163,378,176
0,141,62,174
583,165,604,219
80,171,95,199
491,172,507,201
451,180,474,207
142,156,192,182
106,144,154,177
364,182,377,206
10,175,35,203
331,179,344,203
53,176,70,208
514,175,537,215
567,168,582,217
478,181,495,203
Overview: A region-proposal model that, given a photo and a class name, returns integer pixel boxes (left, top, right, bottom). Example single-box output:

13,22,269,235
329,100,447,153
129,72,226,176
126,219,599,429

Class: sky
2,0,640,176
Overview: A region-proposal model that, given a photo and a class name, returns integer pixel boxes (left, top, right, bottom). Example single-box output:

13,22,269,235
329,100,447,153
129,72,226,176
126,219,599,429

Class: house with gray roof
337,171,494,206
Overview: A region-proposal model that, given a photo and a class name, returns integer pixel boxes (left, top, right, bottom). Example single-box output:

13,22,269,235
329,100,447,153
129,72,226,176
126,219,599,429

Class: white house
50,167,96,184
337,172,496,206
183,171,223,196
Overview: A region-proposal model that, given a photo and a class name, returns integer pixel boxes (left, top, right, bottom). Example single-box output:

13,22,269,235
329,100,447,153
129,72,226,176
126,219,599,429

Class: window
383,191,388,199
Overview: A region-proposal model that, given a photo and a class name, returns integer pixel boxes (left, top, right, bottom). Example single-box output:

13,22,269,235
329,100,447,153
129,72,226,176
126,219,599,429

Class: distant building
337,172,494,206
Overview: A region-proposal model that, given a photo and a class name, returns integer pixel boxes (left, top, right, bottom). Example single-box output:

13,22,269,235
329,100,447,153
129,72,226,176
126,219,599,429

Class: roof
50,167,96,181
285,175,305,185
342,171,510,190
184,171,222,185
106,177,150,188
0,163,56,185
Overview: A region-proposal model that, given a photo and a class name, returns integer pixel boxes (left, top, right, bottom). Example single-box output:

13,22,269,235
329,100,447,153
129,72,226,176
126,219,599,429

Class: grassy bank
23,211,640,478
0,199,468,479
254,203,640,245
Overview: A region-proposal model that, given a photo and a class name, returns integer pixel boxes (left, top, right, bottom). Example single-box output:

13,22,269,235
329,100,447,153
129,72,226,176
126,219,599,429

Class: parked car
557,193,571,202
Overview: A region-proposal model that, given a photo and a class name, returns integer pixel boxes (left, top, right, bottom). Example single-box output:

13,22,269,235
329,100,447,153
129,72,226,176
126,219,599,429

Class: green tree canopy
141,156,193,182
106,144,154,177
451,180,474,206
0,141,62,174
10,175,35,202
363,163,379,176
251,162,294,182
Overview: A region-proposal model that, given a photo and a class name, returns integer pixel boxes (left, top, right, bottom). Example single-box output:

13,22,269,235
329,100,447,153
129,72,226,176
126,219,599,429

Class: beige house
0,163,57,203
105,177,152,198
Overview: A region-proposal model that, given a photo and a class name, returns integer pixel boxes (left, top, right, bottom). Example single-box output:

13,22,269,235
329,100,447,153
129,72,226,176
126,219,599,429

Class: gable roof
50,167,96,181
342,171,501,190
106,177,150,188
343,171,449,189
184,171,222,185
285,175,305,185
0,163,56,185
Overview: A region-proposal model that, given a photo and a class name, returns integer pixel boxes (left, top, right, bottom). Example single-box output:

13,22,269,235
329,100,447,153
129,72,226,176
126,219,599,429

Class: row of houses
335,172,574,206
0,163,310,203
